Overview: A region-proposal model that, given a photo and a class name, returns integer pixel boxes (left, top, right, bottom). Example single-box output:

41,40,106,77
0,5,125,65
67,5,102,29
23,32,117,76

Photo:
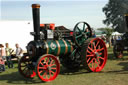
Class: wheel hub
47,66,51,70
94,52,99,58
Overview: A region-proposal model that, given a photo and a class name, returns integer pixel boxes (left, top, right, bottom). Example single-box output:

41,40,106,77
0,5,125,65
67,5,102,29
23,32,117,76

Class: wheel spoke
99,53,102,55
22,67,27,72
49,63,56,66
91,61,94,69
39,70,43,74
90,43,93,49
51,67,57,70
88,58,94,65
95,59,100,67
93,42,96,51
87,57,91,63
98,56,104,60
83,23,85,31
86,54,94,57
46,57,49,65
77,27,82,33
40,62,44,66
50,70,55,75
76,34,83,39
45,72,48,79
98,45,101,49
88,47,94,53
96,41,100,48
87,50,92,54
42,71,47,77
97,48,104,52
39,67,47,70
50,60,54,65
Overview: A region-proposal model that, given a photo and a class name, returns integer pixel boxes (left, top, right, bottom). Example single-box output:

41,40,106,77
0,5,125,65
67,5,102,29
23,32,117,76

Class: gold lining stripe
44,41,49,54
62,39,68,54
68,40,73,52
56,40,60,55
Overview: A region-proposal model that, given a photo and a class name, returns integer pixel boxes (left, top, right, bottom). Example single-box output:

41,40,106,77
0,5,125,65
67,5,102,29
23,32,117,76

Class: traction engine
113,14,128,58
18,4,107,82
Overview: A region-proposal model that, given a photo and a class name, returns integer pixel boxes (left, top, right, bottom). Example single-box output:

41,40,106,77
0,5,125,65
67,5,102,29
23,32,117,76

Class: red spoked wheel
36,54,60,82
81,38,107,72
18,55,36,78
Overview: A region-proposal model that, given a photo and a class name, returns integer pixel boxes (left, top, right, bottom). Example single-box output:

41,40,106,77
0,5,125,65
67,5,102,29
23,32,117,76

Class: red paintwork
85,38,107,72
36,54,60,82
40,23,55,30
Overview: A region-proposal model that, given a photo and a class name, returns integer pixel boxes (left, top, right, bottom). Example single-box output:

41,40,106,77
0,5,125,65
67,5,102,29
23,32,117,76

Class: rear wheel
81,38,107,72
113,44,123,58
36,54,60,82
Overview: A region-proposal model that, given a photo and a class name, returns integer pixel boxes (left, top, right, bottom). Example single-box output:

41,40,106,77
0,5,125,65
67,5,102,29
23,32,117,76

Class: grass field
0,47,128,85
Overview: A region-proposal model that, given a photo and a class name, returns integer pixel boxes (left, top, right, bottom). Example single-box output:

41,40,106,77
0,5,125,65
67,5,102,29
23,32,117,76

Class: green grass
1,47,128,85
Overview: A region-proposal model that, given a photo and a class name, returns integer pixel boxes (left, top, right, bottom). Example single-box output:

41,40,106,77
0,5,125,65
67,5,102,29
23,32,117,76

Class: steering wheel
73,21,92,47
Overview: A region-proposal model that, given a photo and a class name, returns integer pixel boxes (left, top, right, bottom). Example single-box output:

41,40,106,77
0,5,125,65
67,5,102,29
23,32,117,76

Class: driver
85,28,95,38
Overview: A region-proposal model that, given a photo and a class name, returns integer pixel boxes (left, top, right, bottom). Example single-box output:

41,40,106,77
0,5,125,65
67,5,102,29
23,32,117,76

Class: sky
0,0,109,50
0,0,108,29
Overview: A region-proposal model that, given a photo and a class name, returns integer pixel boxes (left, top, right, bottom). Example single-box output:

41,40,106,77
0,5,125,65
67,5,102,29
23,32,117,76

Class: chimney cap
32,4,40,8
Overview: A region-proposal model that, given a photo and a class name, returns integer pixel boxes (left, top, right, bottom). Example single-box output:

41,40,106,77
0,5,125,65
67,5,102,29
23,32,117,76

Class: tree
103,0,128,33
97,27,114,48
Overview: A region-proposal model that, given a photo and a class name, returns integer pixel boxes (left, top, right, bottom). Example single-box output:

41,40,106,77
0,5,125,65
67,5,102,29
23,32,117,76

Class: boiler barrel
43,40,73,55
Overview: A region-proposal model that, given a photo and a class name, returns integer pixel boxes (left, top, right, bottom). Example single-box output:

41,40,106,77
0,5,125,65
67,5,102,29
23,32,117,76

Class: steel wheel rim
73,22,92,47
37,54,60,82
18,56,36,78
86,38,107,72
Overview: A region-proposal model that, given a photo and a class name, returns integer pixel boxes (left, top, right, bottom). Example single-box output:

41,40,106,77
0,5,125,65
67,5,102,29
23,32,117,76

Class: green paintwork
44,39,73,56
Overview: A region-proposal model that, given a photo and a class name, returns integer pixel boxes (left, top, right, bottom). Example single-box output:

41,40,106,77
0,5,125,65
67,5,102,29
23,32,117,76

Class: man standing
15,43,23,61
5,43,14,68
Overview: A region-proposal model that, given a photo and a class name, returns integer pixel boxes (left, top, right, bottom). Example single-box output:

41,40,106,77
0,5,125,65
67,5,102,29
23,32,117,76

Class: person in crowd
0,44,6,72
5,43,14,68
15,43,23,61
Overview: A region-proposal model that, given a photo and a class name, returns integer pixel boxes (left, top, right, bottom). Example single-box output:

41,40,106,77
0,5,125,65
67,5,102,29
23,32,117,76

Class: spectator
15,43,23,61
5,43,14,68
0,44,5,72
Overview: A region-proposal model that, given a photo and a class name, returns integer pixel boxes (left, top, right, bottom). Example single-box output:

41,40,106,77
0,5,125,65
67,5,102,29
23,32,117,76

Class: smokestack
32,4,40,41
125,14,128,29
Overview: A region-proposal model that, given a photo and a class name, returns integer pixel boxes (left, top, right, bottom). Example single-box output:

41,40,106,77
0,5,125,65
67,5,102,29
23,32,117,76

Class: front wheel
81,38,107,72
36,54,60,82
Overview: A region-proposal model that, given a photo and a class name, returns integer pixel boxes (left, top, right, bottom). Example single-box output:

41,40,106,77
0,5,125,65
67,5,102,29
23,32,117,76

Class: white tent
112,31,122,35
0,21,33,50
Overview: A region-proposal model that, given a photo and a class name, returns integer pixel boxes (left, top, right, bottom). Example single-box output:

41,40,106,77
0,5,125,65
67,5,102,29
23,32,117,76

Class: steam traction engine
113,14,128,58
18,4,107,82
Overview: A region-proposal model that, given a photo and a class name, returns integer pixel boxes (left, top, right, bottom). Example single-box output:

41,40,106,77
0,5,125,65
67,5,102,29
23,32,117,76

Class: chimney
32,4,40,41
